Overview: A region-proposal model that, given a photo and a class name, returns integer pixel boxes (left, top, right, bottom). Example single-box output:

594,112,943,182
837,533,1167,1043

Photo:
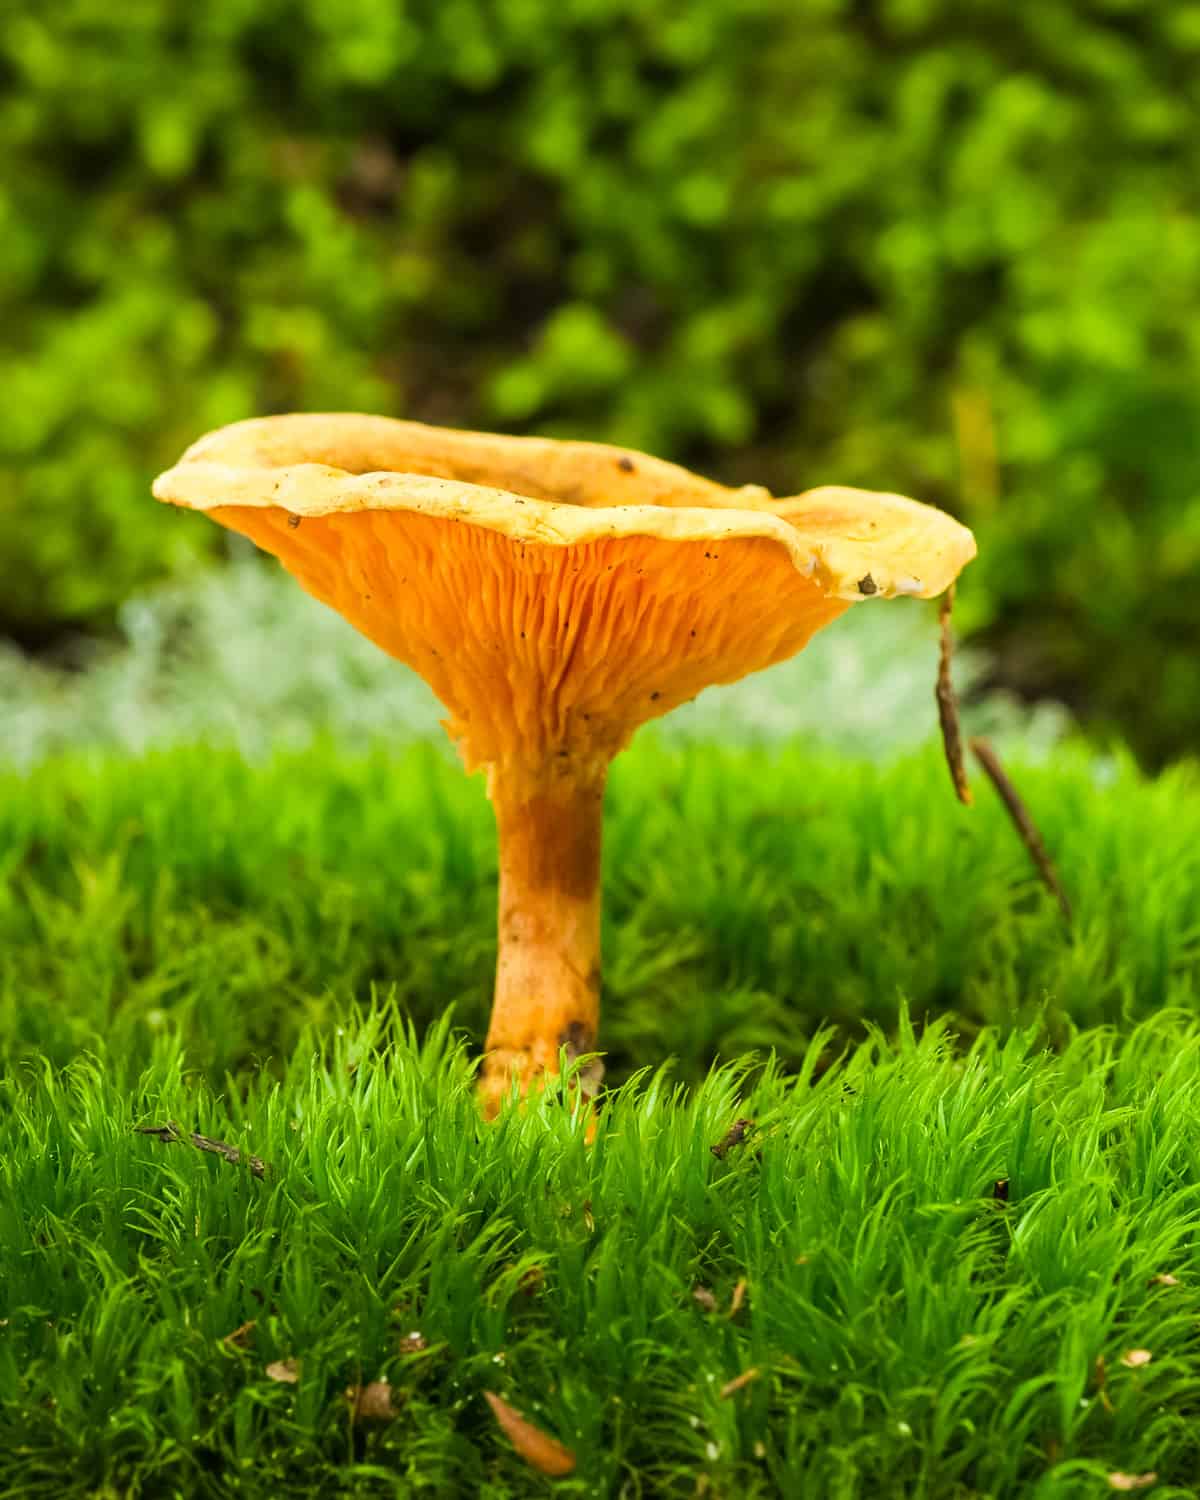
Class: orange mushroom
153,414,975,1117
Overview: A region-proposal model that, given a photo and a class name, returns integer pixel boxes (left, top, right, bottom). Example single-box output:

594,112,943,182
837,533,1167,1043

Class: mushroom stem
479,761,608,1118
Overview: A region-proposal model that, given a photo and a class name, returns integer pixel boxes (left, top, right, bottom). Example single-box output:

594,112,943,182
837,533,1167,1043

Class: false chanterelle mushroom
154,414,975,1117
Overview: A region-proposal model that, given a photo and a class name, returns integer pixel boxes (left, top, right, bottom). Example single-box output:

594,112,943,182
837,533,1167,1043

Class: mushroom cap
153,414,976,774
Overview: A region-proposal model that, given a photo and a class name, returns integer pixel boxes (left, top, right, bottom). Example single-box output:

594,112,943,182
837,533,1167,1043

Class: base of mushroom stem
477,1044,606,1122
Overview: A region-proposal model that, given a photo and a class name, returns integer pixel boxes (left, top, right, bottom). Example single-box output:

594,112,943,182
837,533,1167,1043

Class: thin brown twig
136,1120,269,1178
969,737,1072,924
936,585,973,806
710,1118,755,1160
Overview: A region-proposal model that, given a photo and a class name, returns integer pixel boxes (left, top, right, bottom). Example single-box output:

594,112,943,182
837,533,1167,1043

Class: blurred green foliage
3,0,1200,761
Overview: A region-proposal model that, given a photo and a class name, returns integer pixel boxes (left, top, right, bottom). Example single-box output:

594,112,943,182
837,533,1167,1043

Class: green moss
3,740,1199,1491
5,1004,1200,1495
0,739,1196,1083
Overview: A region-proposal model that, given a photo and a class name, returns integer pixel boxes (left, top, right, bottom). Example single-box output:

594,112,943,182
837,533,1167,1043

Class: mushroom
153,414,976,1117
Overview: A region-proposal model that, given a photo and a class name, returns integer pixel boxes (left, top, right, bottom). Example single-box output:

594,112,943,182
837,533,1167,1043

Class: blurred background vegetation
2,0,1197,765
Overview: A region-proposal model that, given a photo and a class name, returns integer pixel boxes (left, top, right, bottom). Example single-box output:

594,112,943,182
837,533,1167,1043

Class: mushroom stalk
479,760,608,1117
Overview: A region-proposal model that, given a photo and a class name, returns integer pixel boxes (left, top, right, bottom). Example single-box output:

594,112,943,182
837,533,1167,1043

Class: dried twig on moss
711,1118,755,1159
969,737,1072,924
136,1120,269,1178
936,585,973,806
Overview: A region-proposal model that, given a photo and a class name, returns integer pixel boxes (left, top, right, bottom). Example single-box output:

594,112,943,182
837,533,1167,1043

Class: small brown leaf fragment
265,1357,300,1384
1149,1272,1180,1288
719,1367,761,1399
397,1330,429,1354
560,1022,605,1103
574,1056,606,1103
729,1278,748,1318
1107,1474,1158,1492
936,585,973,806
711,1118,755,1160
222,1319,257,1348
346,1380,402,1422
483,1391,576,1477
692,1285,718,1313
1120,1349,1153,1369
969,737,1072,924
517,1265,544,1297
